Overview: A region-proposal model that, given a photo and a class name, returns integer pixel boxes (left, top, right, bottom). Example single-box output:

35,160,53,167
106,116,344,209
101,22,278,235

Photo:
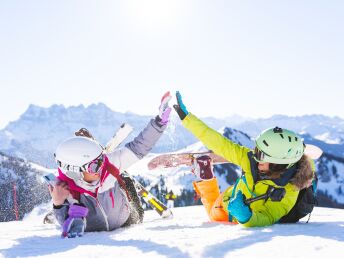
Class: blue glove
227,191,252,224
62,204,88,238
173,91,189,120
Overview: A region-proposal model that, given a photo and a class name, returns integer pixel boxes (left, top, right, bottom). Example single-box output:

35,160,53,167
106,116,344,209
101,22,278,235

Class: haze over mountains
1,103,343,166
0,103,344,222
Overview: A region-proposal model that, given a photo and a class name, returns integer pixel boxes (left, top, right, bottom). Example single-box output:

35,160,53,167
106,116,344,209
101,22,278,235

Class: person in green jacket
173,91,315,227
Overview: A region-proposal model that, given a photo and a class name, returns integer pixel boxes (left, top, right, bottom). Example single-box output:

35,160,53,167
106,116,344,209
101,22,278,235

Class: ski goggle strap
254,147,271,162
56,160,84,173
56,160,84,181
254,147,295,169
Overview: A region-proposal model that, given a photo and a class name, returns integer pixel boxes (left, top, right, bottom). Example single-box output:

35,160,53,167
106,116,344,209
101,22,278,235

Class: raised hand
173,91,189,120
157,91,172,126
49,181,70,206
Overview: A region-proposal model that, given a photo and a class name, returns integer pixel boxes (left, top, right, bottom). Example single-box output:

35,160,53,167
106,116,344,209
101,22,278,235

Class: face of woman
82,171,101,183
258,162,270,172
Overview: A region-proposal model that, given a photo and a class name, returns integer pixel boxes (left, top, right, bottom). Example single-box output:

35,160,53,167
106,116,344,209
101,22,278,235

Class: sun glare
123,0,181,31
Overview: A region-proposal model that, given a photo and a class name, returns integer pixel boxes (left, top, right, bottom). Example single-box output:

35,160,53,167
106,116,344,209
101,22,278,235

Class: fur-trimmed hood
290,155,314,190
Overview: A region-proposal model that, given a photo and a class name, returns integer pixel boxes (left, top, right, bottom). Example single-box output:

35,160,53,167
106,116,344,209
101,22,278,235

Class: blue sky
0,0,343,129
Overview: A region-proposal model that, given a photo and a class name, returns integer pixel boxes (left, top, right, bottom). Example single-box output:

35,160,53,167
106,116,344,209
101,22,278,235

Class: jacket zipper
97,198,110,231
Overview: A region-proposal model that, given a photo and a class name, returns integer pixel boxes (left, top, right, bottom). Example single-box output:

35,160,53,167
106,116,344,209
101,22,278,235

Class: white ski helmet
55,136,103,173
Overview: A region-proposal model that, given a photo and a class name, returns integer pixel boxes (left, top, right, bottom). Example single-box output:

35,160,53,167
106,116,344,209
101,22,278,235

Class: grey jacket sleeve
125,118,166,159
107,118,166,170
53,203,69,226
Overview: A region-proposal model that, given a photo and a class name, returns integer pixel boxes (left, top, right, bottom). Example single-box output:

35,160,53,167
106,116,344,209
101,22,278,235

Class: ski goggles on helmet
56,155,104,181
253,147,271,163
84,155,104,174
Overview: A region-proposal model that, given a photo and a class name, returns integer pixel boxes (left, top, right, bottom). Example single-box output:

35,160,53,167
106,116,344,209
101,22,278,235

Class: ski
304,144,323,160
148,144,323,170
104,123,133,153
147,152,228,170
133,179,173,219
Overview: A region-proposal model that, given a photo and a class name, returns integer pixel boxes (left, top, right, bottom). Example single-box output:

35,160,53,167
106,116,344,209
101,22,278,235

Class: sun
122,0,182,31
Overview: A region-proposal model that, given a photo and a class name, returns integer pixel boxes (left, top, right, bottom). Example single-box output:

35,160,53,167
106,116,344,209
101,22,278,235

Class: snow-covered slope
0,152,52,222
1,205,343,258
316,153,344,206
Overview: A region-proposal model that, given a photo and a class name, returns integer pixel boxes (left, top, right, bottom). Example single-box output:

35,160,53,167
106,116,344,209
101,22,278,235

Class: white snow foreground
0,206,344,258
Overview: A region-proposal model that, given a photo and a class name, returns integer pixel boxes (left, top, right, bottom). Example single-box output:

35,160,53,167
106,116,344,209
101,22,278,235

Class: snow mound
1,206,344,258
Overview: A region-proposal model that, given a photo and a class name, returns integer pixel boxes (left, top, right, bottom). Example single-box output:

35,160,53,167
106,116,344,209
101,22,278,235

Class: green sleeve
182,113,251,170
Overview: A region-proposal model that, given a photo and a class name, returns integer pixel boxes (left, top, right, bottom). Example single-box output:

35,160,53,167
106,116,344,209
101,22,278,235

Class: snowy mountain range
1,103,344,166
0,104,201,167
0,103,344,220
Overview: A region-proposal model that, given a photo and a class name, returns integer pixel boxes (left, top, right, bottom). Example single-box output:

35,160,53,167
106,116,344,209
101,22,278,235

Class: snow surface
1,205,344,258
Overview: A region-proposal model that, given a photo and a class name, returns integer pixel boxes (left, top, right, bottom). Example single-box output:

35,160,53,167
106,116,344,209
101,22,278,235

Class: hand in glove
192,155,214,180
62,204,89,238
173,91,189,120
155,91,172,126
227,191,252,224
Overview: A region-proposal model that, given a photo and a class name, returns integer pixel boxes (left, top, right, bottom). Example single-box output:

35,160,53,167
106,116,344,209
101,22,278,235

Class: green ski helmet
254,127,305,165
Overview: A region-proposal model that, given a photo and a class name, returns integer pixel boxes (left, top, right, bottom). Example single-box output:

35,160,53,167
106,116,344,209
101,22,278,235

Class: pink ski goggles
56,155,105,181
83,155,104,174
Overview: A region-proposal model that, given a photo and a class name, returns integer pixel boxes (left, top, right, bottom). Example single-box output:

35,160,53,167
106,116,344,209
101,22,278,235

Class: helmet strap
286,163,296,169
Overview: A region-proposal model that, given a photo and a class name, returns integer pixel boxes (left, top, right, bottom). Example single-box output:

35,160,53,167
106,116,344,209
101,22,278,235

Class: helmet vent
279,134,284,139
295,137,298,141
263,140,269,147
288,136,292,142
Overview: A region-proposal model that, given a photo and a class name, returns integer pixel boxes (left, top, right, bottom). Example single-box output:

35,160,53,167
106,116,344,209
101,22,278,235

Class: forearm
182,113,249,166
125,118,166,159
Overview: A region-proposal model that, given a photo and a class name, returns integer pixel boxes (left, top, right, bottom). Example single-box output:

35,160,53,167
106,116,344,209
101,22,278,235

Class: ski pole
245,187,286,205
